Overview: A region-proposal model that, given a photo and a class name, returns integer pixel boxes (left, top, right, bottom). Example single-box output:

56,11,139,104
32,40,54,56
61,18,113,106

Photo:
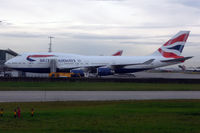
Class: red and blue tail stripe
163,33,189,46
153,31,190,59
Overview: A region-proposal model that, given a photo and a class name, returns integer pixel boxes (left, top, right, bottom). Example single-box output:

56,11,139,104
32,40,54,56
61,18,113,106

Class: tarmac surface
112,72,200,79
1,91,200,102
135,72,200,79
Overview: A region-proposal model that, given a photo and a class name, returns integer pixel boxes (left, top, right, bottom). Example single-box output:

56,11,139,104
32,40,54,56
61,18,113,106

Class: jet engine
71,67,114,77
97,67,114,76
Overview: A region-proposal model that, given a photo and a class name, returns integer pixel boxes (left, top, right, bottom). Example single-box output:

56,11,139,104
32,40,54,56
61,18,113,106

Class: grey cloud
174,0,200,9
0,30,159,40
191,34,200,37
0,32,46,38
65,32,174,40
0,30,150,40
186,42,200,47
120,41,161,45
1,30,197,42
93,0,126,1
0,20,14,26
71,34,138,40
65,24,200,31
120,41,200,47
122,24,200,29
23,21,70,25
60,33,140,40
0,20,12,25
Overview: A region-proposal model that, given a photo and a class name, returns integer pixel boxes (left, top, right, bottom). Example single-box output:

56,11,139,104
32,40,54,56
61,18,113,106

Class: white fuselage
5,52,178,74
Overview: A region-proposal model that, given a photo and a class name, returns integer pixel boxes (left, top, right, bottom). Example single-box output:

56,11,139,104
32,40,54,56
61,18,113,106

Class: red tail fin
152,31,190,58
112,50,123,56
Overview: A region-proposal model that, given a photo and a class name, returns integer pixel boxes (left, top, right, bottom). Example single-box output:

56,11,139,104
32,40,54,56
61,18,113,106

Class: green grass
1,100,200,133
0,81,200,91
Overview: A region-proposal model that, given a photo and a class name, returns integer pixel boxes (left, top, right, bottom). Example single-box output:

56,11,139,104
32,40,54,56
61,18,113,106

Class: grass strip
0,81,200,91
0,100,200,133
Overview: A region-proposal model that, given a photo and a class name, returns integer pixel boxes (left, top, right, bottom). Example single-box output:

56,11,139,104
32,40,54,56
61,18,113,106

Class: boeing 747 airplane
5,31,192,77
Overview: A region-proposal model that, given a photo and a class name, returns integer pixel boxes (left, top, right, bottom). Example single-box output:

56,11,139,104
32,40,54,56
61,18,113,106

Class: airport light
48,36,54,53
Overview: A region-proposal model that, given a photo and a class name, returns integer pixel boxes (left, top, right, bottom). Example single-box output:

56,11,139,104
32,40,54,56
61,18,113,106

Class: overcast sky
0,0,200,66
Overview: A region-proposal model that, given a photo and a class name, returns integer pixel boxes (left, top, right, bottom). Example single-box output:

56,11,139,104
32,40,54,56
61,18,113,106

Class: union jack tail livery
153,31,190,58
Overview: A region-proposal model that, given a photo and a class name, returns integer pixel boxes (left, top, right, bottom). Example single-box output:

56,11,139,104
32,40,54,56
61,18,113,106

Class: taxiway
1,91,200,102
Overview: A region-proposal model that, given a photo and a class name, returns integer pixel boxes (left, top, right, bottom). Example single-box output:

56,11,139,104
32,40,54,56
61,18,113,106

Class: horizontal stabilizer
161,56,193,63
143,59,155,65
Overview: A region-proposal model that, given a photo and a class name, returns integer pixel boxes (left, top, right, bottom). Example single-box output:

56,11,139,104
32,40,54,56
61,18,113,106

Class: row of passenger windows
10,62,32,64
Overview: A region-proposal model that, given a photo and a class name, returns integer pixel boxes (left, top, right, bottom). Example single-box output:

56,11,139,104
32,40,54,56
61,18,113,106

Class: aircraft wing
161,56,193,63
57,66,79,71
110,59,155,69
58,59,155,71
58,64,105,71
85,59,154,71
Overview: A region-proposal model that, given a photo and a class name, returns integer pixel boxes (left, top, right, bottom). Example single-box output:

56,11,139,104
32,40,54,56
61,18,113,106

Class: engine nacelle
71,68,114,77
97,68,114,76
